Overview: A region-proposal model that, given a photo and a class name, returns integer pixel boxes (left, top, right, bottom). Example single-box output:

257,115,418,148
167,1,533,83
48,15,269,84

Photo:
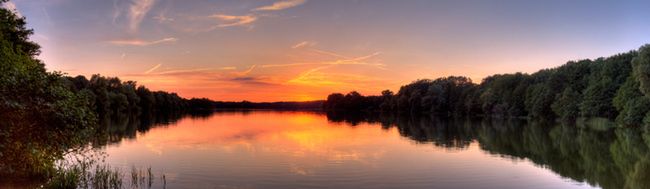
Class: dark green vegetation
47,160,166,189
0,1,192,181
0,2,318,185
1,0,95,180
2,0,650,187
328,113,650,189
324,46,650,127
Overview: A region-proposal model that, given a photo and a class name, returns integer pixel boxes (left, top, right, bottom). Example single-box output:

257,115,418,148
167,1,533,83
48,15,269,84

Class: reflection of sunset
130,111,385,164
104,111,596,189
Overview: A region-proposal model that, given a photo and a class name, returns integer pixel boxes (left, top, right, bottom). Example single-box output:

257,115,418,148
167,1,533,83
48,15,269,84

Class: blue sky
5,0,650,101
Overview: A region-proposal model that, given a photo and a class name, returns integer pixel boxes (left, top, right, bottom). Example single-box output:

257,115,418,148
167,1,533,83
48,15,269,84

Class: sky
5,0,650,101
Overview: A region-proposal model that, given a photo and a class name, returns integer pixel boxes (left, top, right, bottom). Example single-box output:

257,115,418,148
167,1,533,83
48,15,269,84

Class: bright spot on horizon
10,0,650,101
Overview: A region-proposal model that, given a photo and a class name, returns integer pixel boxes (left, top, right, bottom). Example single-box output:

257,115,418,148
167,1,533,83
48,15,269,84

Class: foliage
324,47,650,126
0,1,192,181
0,2,95,178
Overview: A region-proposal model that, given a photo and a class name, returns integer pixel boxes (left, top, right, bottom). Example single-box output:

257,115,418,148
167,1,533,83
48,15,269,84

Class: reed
47,163,161,189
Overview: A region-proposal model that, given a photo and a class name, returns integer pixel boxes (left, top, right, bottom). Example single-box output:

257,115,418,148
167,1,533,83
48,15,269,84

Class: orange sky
10,0,650,101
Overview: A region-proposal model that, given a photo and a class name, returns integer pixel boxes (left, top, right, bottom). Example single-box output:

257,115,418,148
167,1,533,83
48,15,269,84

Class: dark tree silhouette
324,47,650,126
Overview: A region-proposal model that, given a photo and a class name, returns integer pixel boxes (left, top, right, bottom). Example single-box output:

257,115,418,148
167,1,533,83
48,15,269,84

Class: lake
85,110,650,189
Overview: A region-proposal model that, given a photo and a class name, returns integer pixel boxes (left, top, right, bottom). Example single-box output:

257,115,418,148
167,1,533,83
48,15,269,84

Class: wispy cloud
233,65,257,76
112,0,121,25
168,0,304,33
287,51,385,85
153,12,174,23
253,0,306,11
41,7,52,25
292,41,317,49
289,68,383,87
154,68,214,75
2,1,21,17
144,64,161,74
209,14,257,27
309,48,349,59
266,49,383,68
124,65,278,87
230,76,276,86
135,66,240,76
108,37,178,46
261,62,315,68
128,0,155,32
220,66,237,70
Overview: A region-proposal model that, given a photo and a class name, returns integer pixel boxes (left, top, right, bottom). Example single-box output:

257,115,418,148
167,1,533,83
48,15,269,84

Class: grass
46,162,121,189
46,162,166,189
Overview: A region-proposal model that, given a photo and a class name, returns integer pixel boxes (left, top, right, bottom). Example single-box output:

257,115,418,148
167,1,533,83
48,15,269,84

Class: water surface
92,111,650,189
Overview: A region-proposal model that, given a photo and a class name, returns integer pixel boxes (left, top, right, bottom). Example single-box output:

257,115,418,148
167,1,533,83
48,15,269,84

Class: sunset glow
10,0,650,101
102,111,597,188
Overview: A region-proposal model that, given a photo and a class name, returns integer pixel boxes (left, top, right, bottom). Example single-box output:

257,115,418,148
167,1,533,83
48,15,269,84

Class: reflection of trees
96,110,324,147
327,113,650,189
0,109,207,183
92,111,200,146
327,112,477,149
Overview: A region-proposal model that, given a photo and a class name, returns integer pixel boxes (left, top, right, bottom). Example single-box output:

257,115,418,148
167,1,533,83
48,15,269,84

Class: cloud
287,51,386,85
291,41,317,49
153,13,174,23
261,62,315,68
123,65,278,87
220,66,237,70
154,68,213,75
41,7,52,25
289,69,384,87
233,65,256,76
209,14,257,27
144,64,161,74
263,51,384,69
128,0,155,32
129,66,242,77
108,37,178,46
230,76,276,86
253,0,306,11
309,48,348,59
112,0,120,24
2,1,21,17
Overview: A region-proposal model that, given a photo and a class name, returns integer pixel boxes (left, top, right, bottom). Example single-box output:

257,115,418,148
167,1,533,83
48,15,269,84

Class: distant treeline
63,75,188,118
0,4,317,179
63,75,323,119
324,45,650,126
188,98,323,110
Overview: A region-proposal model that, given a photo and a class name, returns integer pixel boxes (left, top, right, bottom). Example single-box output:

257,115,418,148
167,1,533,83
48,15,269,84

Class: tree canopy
324,47,650,127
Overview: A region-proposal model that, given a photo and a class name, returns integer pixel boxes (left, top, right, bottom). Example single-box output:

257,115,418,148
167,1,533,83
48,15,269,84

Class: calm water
87,111,650,189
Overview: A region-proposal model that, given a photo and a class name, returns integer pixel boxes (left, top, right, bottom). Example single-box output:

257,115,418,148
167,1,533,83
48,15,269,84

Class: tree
633,45,650,97
319,44,645,126
0,1,96,177
551,88,581,120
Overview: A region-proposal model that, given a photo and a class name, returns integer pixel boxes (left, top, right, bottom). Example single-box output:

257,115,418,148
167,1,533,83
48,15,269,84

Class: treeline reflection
100,111,650,189
93,110,211,146
326,112,650,189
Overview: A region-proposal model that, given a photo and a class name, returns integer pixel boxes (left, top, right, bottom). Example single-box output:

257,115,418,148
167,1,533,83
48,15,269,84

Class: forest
0,2,317,181
3,0,650,186
324,46,650,127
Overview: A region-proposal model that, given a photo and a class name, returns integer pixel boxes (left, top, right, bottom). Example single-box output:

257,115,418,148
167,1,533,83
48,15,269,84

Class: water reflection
327,112,650,189
94,111,650,189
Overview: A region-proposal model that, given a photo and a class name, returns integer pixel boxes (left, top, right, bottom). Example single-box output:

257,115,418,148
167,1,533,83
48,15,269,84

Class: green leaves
633,45,650,97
